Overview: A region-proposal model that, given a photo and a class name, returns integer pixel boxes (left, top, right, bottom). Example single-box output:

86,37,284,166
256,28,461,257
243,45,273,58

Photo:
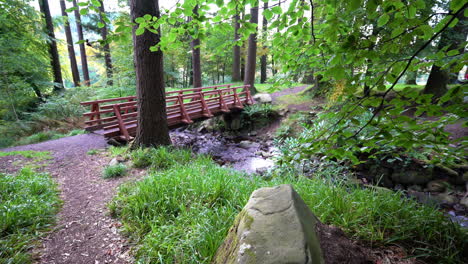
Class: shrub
0,168,61,263
102,164,127,179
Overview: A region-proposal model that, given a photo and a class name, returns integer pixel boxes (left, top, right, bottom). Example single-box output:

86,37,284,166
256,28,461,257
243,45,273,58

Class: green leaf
78,2,87,7
135,17,145,23
377,13,389,27
348,0,361,11
79,8,88,15
447,50,459,56
135,27,145,36
91,0,101,7
97,22,105,28
75,40,86,44
272,6,282,14
65,7,77,12
263,9,273,20
144,14,152,20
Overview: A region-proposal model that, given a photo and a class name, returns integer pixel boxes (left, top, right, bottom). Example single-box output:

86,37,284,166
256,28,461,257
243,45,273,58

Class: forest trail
0,134,133,264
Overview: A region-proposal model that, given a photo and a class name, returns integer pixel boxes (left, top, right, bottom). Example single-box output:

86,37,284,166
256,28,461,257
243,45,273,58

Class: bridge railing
80,84,254,140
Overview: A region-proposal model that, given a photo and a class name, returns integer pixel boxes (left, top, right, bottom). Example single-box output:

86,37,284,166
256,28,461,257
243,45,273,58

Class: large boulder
253,93,273,104
212,184,370,264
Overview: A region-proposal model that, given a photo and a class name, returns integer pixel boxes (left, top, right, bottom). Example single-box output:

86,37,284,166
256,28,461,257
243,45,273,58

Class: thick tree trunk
38,0,63,92
260,1,268,84
424,8,466,97
73,0,90,86
130,0,171,147
232,13,241,82
243,2,259,94
423,66,449,98
98,0,114,86
60,0,80,87
191,5,202,89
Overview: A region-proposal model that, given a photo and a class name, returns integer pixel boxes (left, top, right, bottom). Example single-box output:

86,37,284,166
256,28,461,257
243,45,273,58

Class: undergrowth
0,168,61,263
110,147,466,263
103,164,127,179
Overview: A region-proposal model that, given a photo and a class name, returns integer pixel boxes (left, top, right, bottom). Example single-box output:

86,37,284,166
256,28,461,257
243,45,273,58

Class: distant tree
243,1,259,93
130,0,171,147
72,0,90,86
232,12,242,82
423,9,467,98
190,5,202,89
98,0,113,86
38,0,63,92
260,0,268,84
60,0,80,87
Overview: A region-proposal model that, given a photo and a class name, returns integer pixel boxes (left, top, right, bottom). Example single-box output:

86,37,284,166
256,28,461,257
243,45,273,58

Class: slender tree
72,0,90,86
98,0,113,86
243,1,259,93
190,5,202,88
232,12,242,82
130,0,171,147
260,0,268,83
38,0,63,92
60,0,80,87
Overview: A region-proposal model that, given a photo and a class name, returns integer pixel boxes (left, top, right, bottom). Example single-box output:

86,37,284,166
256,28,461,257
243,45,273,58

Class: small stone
253,93,273,104
460,197,468,208
239,140,260,149
426,180,446,192
436,193,458,205
109,158,119,166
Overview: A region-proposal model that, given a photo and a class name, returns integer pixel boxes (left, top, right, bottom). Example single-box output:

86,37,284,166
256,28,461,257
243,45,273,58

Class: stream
171,127,276,174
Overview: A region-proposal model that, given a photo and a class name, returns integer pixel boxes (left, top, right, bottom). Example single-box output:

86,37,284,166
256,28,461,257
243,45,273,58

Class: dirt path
0,134,133,264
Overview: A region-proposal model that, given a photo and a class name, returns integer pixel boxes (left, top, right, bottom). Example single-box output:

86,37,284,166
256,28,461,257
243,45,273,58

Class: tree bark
38,0,63,92
190,5,202,89
130,0,171,148
243,1,259,94
232,13,242,82
424,8,467,97
260,1,268,84
60,0,80,87
73,0,90,86
98,0,114,86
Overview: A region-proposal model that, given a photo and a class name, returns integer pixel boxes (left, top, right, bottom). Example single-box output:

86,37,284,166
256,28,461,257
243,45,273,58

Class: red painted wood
81,84,254,140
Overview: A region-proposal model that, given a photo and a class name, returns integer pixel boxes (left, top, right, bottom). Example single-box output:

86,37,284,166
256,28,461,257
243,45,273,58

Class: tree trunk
243,1,259,94
424,7,466,97
98,0,113,86
60,0,80,87
38,0,63,92
191,5,202,89
232,13,241,82
73,0,90,86
130,0,171,148
260,1,268,84
405,71,417,85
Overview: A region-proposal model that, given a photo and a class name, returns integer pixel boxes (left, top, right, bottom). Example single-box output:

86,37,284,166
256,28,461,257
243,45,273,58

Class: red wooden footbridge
81,84,254,141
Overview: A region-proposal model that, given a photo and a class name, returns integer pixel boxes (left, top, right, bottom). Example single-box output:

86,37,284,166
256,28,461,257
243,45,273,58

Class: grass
102,164,127,179
0,150,52,160
110,147,466,264
0,168,61,263
15,129,85,146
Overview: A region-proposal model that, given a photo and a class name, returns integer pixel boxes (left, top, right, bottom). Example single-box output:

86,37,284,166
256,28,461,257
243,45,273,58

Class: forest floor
0,134,135,264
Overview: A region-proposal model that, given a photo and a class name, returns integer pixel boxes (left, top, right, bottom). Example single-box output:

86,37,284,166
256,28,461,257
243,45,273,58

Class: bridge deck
80,84,253,141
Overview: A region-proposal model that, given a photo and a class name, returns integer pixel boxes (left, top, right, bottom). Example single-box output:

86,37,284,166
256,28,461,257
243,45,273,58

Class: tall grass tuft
102,164,127,179
110,147,467,263
0,168,61,263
